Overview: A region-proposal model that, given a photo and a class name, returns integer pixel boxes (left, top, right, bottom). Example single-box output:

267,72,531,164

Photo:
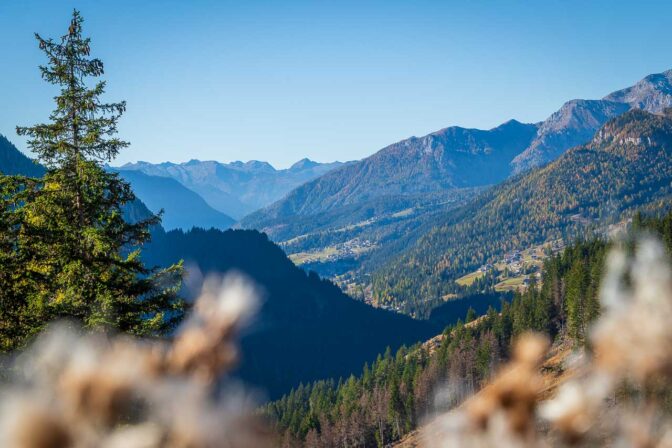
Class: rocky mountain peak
509,69,672,174
289,158,320,171
228,160,276,173
604,69,672,113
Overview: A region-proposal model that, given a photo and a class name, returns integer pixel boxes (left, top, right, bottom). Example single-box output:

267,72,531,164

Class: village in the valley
456,239,566,292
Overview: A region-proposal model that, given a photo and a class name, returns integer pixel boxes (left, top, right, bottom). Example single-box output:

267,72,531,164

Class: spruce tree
0,10,184,348
565,257,588,344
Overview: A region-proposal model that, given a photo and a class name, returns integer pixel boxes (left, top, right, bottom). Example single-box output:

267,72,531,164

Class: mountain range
5,67,672,402
0,138,234,231
245,70,672,227
372,108,672,315
240,69,672,286
511,70,672,172
114,170,236,231
244,119,537,222
116,158,347,219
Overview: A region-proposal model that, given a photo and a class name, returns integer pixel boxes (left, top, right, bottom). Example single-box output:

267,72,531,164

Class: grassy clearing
288,241,376,266
289,246,338,265
495,276,526,292
456,271,485,286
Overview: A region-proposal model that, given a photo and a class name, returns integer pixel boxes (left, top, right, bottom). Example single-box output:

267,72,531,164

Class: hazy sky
2,0,671,168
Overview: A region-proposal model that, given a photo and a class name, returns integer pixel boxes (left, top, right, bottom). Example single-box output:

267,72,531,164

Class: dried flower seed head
0,397,72,448
0,272,269,447
167,274,258,382
100,423,163,448
592,239,672,383
513,333,550,368
539,375,611,444
461,332,550,442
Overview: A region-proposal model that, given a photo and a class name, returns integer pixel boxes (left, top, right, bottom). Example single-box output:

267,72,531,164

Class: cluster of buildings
477,263,494,273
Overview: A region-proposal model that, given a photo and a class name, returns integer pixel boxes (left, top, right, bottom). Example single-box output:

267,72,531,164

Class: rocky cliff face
592,108,672,156
509,100,631,173
605,70,672,113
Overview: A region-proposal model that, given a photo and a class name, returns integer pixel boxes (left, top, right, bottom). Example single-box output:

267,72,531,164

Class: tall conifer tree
0,10,184,349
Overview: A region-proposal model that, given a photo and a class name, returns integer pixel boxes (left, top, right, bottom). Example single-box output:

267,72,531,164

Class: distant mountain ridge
114,170,235,231
245,70,672,226
509,100,631,173
604,70,672,112
244,120,538,223
241,69,672,275
0,135,231,230
117,158,348,219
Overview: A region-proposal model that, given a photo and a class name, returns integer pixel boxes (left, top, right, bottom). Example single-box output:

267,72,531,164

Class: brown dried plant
0,274,272,448
425,238,672,448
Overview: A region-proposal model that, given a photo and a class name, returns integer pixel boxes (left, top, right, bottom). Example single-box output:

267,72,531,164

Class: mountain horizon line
114,157,351,172
115,67,672,177
8,68,672,175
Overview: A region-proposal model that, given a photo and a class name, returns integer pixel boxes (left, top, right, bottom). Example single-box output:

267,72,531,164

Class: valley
4,6,672,447
239,70,672,319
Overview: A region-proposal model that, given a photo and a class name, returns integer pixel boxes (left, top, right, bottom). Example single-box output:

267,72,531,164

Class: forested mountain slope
371,109,672,314
242,120,538,225
264,235,614,447
0,135,44,177
267,211,672,447
141,228,438,399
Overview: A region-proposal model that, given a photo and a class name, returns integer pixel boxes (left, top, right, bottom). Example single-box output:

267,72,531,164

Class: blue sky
1,0,671,168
